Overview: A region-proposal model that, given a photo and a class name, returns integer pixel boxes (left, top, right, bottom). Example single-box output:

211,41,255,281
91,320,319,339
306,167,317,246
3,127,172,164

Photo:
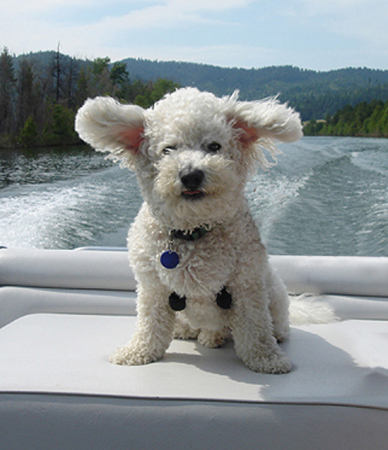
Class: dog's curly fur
75,87,303,373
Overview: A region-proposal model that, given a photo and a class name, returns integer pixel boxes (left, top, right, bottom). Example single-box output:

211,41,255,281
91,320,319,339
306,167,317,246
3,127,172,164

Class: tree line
120,58,388,120
303,99,388,137
3,47,388,146
0,47,179,148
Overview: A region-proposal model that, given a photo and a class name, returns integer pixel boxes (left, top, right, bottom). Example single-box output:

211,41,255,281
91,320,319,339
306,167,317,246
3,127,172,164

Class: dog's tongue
183,190,202,195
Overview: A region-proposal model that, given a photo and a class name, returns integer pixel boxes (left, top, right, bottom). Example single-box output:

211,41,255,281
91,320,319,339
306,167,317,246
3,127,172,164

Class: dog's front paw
198,328,232,348
109,344,163,366
245,350,292,374
174,321,200,340
274,327,290,343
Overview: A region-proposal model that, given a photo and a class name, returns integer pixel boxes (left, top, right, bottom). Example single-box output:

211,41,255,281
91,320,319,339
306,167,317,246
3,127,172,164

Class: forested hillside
121,58,388,120
304,100,388,137
2,48,388,148
0,48,178,148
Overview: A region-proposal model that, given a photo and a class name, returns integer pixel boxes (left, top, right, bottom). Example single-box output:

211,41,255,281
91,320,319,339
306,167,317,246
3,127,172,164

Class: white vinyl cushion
1,249,388,297
1,313,388,409
271,254,388,297
0,249,136,291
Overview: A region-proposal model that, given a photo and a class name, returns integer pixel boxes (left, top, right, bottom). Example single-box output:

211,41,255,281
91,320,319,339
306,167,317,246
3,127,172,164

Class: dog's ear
75,97,146,168
227,95,303,168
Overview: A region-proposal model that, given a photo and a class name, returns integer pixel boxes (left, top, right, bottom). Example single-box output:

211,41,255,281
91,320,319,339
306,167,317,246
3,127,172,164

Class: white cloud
167,0,251,12
80,0,253,31
2,0,253,59
2,0,388,70
2,0,91,14
295,0,370,14
290,0,388,56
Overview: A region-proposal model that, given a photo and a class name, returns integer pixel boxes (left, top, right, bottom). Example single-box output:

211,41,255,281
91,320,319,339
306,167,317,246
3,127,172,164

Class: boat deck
1,248,388,449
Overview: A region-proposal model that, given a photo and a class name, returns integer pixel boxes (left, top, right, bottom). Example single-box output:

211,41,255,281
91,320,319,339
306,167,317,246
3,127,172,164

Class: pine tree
19,115,38,147
16,57,36,132
0,47,16,134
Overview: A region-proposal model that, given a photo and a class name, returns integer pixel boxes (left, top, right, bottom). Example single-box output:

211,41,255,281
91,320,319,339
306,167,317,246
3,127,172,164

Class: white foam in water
356,188,388,255
0,167,141,249
1,137,387,255
246,171,312,243
1,184,96,248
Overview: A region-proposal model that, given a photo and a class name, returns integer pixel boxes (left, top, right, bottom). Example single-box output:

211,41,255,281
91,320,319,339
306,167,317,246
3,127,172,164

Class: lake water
1,137,387,256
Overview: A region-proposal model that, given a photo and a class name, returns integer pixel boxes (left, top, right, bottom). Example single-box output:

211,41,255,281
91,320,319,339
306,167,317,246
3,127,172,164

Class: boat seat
1,313,388,449
1,249,388,327
1,249,388,449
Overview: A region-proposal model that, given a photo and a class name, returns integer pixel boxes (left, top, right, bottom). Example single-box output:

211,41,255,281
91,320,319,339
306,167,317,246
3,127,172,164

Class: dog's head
75,88,302,229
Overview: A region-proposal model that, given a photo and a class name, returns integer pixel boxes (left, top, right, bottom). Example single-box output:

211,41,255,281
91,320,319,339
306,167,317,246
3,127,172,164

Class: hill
13,51,388,120
3,49,388,149
10,51,388,121
120,58,388,120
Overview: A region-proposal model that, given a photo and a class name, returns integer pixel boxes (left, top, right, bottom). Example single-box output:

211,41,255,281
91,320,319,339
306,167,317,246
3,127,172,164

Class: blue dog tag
160,251,180,269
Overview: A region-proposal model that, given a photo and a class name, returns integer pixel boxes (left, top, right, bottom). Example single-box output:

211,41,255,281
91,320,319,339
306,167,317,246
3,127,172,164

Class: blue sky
3,0,388,71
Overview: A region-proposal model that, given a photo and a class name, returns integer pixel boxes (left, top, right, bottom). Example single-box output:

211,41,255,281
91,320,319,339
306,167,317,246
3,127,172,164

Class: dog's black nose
181,169,205,190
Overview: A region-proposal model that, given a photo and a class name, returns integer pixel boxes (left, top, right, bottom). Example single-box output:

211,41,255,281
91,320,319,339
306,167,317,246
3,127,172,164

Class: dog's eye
207,142,222,152
162,146,177,155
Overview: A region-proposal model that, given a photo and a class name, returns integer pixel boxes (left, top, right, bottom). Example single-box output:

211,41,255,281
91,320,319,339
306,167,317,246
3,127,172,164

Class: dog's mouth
181,190,205,200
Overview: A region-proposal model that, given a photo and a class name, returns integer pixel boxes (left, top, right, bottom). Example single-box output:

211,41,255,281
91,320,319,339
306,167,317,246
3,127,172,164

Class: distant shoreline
303,99,388,138
303,121,388,138
0,139,84,151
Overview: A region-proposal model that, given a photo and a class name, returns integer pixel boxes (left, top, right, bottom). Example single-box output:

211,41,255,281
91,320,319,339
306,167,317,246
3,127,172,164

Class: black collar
171,226,211,241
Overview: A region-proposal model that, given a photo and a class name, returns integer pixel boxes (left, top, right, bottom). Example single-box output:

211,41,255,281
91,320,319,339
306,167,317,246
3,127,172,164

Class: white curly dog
75,87,303,373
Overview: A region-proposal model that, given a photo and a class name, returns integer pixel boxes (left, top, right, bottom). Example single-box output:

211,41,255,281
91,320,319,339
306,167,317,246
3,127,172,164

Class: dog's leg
174,314,200,340
267,270,290,343
110,282,175,366
197,327,232,348
230,284,291,374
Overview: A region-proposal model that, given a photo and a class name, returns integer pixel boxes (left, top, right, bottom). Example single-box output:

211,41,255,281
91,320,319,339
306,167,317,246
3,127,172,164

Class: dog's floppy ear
75,97,146,168
227,94,303,168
